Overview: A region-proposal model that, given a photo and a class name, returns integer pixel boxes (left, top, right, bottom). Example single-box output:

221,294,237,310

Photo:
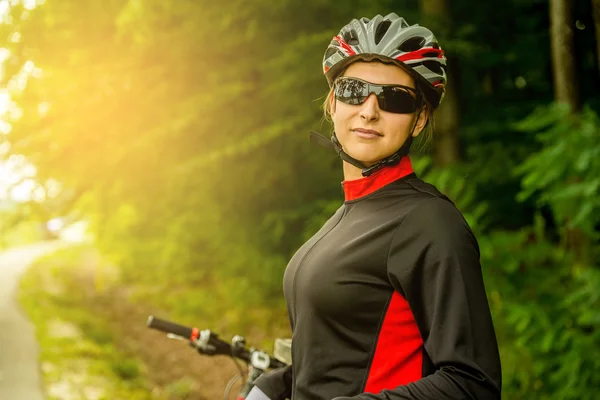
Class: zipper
290,207,346,400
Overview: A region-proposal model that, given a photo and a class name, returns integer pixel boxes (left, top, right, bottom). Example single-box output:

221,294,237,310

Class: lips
353,128,382,139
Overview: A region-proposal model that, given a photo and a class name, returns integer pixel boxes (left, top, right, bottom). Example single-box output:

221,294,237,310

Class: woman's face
330,61,427,166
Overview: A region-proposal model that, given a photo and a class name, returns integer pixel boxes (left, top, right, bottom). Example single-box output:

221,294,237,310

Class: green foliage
480,224,600,399
413,156,489,234
111,357,141,381
163,377,198,399
479,103,600,398
515,103,600,237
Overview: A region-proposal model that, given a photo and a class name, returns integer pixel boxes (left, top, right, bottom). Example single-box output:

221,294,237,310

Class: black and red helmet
323,13,447,108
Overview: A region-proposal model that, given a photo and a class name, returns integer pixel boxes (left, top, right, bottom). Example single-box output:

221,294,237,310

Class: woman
249,13,502,400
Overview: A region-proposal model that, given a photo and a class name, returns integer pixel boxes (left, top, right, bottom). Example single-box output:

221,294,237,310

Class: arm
253,364,293,400
334,197,501,400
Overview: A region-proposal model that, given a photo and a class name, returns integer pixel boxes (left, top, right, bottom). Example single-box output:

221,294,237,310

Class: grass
17,245,157,400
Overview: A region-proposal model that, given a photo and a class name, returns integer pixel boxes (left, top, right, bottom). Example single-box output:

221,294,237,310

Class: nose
359,93,380,122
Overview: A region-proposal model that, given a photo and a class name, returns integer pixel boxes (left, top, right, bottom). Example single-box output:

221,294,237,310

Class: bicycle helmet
323,13,447,108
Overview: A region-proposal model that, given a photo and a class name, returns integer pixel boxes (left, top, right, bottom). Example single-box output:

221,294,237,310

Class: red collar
342,156,414,201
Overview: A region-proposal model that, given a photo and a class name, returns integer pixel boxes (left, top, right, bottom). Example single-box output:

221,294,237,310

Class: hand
246,386,273,400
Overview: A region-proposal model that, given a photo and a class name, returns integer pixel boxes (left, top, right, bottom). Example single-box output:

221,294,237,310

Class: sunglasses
334,76,422,114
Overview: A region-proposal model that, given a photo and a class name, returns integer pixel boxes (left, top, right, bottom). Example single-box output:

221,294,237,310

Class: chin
346,146,385,165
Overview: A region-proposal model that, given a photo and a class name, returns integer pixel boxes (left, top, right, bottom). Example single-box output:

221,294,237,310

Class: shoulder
395,185,477,250
408,194,466,228
384,175,451,204
386,181,481,284
392,177,463,222
402,176,450,200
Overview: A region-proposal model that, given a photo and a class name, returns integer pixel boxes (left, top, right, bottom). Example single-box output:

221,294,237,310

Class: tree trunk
593,0,600,76
550,0,588,263
419,0,461,167
550,0,580,112
433,57,461,166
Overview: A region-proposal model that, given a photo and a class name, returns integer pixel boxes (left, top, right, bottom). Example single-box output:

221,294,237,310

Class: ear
411,105,429,138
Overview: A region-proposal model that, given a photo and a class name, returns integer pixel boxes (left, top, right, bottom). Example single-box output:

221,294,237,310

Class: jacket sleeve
333,197,502,400
253,364,293,400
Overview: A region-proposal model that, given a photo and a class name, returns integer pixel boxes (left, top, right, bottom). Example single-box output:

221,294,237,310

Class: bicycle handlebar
146,315,287,370
147,315,194,339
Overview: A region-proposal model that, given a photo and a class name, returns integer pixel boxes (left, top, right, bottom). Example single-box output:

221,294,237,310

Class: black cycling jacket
255,157,502,400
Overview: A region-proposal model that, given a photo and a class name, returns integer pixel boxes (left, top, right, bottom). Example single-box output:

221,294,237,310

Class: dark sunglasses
334,76,422,114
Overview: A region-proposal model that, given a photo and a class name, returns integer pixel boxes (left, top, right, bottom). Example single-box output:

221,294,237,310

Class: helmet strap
309,103,425,177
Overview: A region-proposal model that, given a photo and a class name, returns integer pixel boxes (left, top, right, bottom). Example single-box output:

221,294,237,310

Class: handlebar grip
270,358,288,369
147,315,194,340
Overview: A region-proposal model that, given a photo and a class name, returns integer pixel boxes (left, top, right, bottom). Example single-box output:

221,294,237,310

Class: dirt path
55,247,245,399
0,242,65,400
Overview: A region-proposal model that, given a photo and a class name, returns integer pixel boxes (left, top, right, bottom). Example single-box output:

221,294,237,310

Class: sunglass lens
335,78,368,105
379,87,417,113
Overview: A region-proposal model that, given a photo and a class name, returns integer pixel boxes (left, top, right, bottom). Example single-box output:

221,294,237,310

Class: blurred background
0,0,599,399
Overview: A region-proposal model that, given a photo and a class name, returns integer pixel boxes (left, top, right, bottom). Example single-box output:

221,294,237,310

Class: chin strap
309,107,423,177
309,131,412,177
309,131,368,170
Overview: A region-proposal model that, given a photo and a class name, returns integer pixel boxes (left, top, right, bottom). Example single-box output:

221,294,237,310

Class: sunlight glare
37,101,49,117
0,120,11,134
0,1,8,18
0,89,11,117
10,178,35,202
0,154,39,202
0,140,9,155
23,0,40,10
10,31,21,43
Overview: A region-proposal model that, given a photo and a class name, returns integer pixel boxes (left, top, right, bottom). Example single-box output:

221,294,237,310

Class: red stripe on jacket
364,291,423,393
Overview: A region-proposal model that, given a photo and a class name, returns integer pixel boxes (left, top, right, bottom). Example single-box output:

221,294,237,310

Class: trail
0,242,64,400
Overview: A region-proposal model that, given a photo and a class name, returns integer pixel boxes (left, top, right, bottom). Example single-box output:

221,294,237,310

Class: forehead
342,61,415,88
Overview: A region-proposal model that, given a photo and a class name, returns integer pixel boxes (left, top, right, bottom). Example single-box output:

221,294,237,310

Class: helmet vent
343,29,359,46
422,60,445,74
422,51,439,58
324,47,338,59
374,21,391,45
398,36,426,52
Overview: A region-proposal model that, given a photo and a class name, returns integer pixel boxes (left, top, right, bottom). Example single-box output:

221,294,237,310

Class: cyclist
249,13,502,400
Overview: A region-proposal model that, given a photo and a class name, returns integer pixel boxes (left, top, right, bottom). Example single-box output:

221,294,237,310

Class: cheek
387,114,415,138
332,103,354,132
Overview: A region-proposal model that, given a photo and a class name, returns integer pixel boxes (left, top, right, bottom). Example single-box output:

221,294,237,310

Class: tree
419,0,461,167
549,0,590,262
593,0,600,76
550,0,580,111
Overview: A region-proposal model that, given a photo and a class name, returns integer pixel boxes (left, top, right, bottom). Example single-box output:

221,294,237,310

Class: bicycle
146,315,291,400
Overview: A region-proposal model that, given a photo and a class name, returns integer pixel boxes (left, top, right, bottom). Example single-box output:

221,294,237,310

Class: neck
341,156,414,201
342,161,367,181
